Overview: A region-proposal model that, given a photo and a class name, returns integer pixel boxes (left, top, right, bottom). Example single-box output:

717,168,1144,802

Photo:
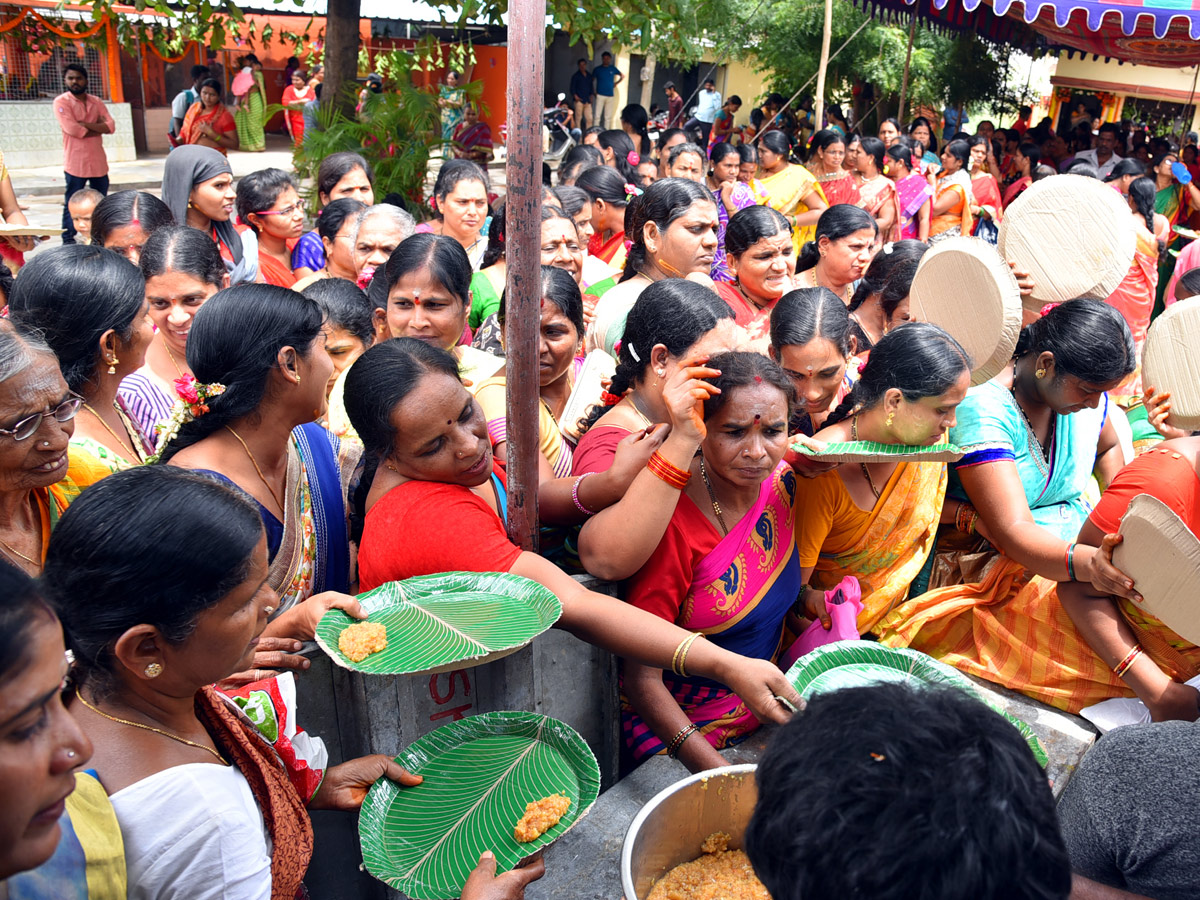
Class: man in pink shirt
55,64,114,244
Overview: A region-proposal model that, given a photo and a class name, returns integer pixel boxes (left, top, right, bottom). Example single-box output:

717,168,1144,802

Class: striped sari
623,463,801,759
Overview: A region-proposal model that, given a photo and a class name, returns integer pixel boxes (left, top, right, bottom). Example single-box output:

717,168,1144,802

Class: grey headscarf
161,145,255,283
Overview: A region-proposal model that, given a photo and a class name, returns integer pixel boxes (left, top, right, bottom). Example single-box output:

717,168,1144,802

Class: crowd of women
1,105,1199,899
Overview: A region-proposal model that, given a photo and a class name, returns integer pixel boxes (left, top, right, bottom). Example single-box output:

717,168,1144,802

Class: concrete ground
5,135,507,262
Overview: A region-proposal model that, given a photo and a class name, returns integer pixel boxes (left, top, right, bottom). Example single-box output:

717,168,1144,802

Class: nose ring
42,441,50,447
66,749,76,759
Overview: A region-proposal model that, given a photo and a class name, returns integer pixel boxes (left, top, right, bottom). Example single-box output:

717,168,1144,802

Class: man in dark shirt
664,81,683,129
569,58,593,131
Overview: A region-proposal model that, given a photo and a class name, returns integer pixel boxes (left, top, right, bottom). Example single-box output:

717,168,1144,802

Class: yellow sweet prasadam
646,832,771,900
513,793,571,843
338,621,388,662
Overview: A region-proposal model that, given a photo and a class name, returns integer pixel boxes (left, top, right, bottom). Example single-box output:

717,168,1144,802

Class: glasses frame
0,393,83,441
254,202,305,218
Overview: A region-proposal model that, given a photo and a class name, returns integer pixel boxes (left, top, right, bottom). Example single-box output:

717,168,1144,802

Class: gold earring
295,376,302,385
107,357,119,375
1035,367,1046,379
144,662,163,678
885,411,895,427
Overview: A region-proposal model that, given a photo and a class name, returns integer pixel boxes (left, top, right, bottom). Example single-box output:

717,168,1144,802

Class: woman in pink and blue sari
623,352,805,772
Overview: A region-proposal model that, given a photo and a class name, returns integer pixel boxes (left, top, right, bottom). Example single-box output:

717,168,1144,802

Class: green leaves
314,573,563,676
359,712,600,900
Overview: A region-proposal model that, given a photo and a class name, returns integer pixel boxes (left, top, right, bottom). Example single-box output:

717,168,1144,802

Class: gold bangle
672,632,702,677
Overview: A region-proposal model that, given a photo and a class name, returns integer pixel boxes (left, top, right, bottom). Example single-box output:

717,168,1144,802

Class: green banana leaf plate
786,641,1049,767
359,711,601,900
314,572,562,676
789,439,967,463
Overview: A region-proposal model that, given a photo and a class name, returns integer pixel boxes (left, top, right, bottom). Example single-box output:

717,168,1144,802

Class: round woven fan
314,572,562,676
1113,493,1200,646
908,236,1023,385
1141,299,1200,430
359,711,600,900
997,174,1136,310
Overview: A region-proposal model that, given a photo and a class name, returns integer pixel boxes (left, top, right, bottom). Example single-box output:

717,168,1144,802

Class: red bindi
754,414,761,421
753,375,763,383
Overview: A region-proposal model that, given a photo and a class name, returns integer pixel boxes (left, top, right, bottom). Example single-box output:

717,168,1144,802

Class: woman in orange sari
793,324,971,635
929,140,973,244
280,70,311,148
854,136,898,244
876,302,1140,713
1059,438,1200,721
179,79,238,155
1106,176,1161,407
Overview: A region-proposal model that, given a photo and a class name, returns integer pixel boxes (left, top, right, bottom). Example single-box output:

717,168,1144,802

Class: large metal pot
620,764,758,899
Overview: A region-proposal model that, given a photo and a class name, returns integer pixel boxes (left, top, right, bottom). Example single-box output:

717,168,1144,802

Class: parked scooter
544,92,576,162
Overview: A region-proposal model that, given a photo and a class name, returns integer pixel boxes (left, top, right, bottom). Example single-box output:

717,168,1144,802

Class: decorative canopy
854,0,1200,67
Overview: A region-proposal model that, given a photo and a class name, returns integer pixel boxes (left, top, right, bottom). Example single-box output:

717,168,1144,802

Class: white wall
0,101,137,169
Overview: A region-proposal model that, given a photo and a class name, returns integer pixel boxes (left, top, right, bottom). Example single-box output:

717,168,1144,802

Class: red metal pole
503,0,545,551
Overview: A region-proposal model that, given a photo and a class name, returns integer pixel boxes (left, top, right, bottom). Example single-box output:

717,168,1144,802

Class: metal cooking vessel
620,764,758,899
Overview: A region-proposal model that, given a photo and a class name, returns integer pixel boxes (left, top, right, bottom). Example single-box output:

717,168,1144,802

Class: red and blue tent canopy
854,0,1200,66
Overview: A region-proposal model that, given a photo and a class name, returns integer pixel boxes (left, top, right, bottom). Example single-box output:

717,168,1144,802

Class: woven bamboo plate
997,174,1136,310
359,711,600,900
786,641,1048,766
789,439,966,463
314,572,562,676
1113,494,1200,646
908,236,1023,386
1141,299,1200,430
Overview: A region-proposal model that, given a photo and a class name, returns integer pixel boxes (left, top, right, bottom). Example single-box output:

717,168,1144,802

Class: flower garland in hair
149,374,226,462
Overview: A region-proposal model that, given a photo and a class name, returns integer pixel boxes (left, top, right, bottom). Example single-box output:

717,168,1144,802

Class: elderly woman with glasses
0,320,111,576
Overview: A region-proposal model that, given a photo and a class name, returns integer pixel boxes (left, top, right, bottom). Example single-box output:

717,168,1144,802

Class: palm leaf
359,712,600,900
314,572,562,676
787,641,1049,767
789,440,967,463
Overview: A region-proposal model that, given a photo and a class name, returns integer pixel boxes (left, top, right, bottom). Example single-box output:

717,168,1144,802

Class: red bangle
1113,644,1143,678
647,451,691,490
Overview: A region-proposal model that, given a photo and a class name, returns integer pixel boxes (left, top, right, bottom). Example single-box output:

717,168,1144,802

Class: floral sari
622,463,802,759
712,182,758,282
895,173,932,240
761,164,824,252
1106,225,1158,405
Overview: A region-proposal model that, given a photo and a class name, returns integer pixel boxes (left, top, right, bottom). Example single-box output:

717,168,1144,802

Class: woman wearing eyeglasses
7,245,155,474
235,169,307,289
0,320,110,575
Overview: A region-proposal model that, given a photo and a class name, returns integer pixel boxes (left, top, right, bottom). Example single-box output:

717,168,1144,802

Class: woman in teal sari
438,70,465,158
623,353,804,773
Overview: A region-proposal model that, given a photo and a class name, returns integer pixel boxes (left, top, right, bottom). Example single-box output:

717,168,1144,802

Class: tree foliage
750,0,1013,124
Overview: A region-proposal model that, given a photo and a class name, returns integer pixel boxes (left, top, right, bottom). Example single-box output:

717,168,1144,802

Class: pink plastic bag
779,575,863,671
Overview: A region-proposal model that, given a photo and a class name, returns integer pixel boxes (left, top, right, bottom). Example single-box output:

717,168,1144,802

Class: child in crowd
67,187,103,245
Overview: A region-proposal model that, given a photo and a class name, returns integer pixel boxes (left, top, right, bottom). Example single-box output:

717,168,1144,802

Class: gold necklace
699,456,729,534
807,266,851,303
225,426,288,515
0,536,38,569
82,401,141,462
852,416,881,500
77,693,229,765
625,395,655,429
162,339,186,378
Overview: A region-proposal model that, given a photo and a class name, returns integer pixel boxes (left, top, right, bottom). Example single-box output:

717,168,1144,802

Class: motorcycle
544,92,576,162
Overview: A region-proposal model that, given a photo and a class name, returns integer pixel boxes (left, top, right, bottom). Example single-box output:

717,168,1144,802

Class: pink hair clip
627,150,641,166
1040,302,1059,318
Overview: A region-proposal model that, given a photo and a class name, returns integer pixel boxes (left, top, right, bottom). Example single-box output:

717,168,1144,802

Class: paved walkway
8,135,299,197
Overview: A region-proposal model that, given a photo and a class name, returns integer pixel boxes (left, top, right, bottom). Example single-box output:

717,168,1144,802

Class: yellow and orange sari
794,458,947,634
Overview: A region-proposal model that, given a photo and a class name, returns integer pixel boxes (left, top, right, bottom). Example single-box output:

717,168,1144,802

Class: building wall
0,101,137,168
1053,52,1200,132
